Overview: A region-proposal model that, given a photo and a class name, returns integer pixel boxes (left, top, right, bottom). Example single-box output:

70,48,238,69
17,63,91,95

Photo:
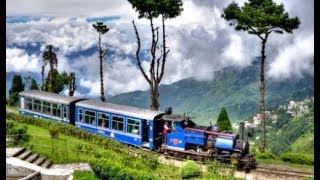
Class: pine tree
222,0,300,152
216,107,232,131
30,78,39,90
8,75,25,106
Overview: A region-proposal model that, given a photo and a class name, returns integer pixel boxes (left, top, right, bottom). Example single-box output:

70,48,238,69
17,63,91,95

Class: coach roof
19,90,85,104
76,100,162,120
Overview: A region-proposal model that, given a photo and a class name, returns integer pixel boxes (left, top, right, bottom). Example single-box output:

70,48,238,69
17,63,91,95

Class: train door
153,119,164,150
142,119,149,148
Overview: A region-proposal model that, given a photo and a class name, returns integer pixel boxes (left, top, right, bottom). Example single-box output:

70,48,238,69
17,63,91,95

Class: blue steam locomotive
18,90,256,169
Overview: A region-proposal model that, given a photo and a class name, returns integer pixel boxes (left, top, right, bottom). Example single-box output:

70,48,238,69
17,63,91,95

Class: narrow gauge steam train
18,90,256,169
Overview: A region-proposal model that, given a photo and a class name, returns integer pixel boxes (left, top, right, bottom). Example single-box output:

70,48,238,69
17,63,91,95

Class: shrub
179,160,201,178
257,151,276,160
6,120,30,145
281,153,314,165
206,160,236,179
49,124,60,139
90,158,156,180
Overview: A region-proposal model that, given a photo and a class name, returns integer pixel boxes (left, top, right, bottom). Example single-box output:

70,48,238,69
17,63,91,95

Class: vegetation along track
6,108,314,179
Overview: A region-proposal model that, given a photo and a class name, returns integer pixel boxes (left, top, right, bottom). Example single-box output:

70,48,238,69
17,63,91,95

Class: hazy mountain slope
109,61,313,125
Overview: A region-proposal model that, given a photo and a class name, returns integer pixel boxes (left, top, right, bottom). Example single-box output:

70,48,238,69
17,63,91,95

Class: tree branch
156,46,163,80
132,20,151,84
102,49,108,58
149,12,156,84
158,15,168,83
249,26,264,41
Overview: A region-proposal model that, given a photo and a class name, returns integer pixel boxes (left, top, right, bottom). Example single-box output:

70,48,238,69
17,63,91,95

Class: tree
216,107,232,131
67,72,76,96
222,0,300,152
44,70,69,93
24,76,39,90
42,45,58,92
93,22,109,102
8,75,25,106
129,0,183,110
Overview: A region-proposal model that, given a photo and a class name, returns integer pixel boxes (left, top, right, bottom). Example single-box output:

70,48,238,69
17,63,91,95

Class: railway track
253,165,314,179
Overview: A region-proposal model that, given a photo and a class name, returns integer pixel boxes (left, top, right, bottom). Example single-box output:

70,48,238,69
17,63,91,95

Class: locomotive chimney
165,107,172,114
239,122,245,139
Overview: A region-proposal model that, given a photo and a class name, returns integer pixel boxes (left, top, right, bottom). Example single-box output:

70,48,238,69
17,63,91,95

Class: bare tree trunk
68,72,76,96
41,65,45,91
150,84,159,110
98,34,106,102
49,63,54,92
132,16,164,111
259,36,268,152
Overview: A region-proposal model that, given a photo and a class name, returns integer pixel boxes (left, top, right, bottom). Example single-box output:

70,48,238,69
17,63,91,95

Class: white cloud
6,0,131,18
267,34,314,79
6,0,314,97
6,48,41,73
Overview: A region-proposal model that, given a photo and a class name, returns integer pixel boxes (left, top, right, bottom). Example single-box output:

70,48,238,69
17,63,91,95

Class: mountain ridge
109,61,313,125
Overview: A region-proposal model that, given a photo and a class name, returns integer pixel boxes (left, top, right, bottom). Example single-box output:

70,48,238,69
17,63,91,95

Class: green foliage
206,160,237,180
48,124,60,139
73,171,97,180
179,160,201,179
267,111,313,155
128,0,183,19
222,0,300,35
257,151,276,160
216,107,232,131
281,153,314,165
44,70,70,93
90,158,157,180
6,120,30,145
9,75,25,106
30,78,39,90
291,131,314,154
93,22,109,34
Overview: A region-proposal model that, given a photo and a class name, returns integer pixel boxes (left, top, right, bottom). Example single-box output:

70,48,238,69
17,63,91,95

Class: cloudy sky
6,0,314,98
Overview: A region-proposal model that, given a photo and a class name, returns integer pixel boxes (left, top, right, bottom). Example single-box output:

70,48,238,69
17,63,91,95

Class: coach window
52,103,62,117
98,113,109,129
84,110,96,126
33,99,41,112
24,98,33,111
63,106,68,121
43,101,51,115
127,118,140,135
112,116,124,132
78,109,83,122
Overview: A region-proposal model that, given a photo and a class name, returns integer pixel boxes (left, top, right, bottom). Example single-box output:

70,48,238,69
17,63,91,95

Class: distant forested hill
109,60,313,125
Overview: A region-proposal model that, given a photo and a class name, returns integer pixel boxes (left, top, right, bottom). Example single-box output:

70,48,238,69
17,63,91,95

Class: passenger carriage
18,90,85,124
74,100,164,150
17,90,256,170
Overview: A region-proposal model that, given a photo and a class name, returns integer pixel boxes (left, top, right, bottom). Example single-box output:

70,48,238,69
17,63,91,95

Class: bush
257,151,276,160
49,124,60,139
6,120,30,145
281,153,314,165
179,160,201,178
206,160,236,179
90,158,156,180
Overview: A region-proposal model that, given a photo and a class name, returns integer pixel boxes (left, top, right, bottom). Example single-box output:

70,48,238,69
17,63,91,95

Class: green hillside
109,60,314,125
